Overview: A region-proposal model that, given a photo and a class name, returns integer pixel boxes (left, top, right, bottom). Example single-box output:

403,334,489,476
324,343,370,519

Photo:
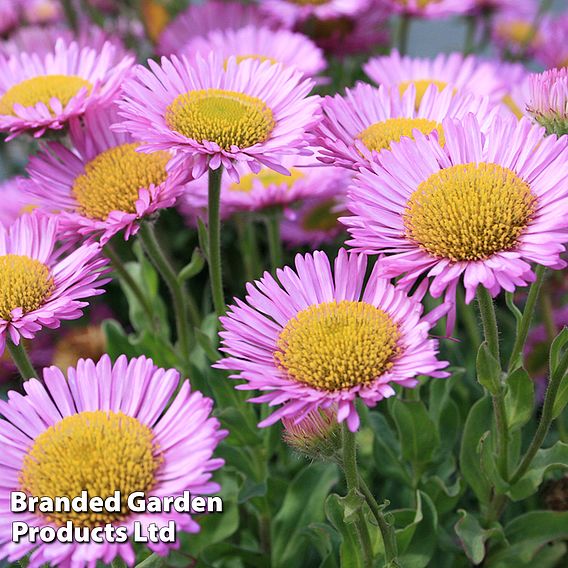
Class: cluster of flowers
1,0,568,566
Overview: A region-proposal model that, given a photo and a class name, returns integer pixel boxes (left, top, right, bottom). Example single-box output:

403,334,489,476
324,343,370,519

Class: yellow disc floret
275,300,400,391
165,89,275,150
72,143,170,220
20,410,162,527
229,167,305,193
0,75,92,116
404,162,537,262
0,255,54,320
357,117,444,153
232,55,279,66
398,79,450,108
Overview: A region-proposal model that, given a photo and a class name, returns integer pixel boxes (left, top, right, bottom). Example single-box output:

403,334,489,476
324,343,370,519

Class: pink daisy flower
261,0,371,27
116,54,320,182
0,23,126,58
0,177,36,228
24,106,186,243
364,50,509,105
0,354,227,567
0,211,109,356
0,1,19,36
21,0,62,25
380,0,474,19
535,13,568,70
183,25,326,78
343,114,568,329
0,38,134,139
157,0,266,56
315,81,497,170
527,68,568,136
182,156,346,216
303,1,390,57
281,194,348,248
216,249,449,432
491,7,543,59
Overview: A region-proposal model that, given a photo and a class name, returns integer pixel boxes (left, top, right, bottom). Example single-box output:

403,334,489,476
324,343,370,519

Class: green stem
477,287,500,362
236,215,261,282
265,209,283,272
463,16,476,55
507,265,546,373
398,14,411,56
509,347,568,485
138,222,191,365
7,339,37,380
477,287,509,480
359,477,399,565
208,167,226,317
341,424,374,568
104,244,157,330
61,0,78,31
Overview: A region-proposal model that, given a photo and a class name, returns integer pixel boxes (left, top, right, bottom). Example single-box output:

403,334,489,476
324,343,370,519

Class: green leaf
504,367,535,431
459,396,493,505
477,342,502,394
422,476,464,516
300,523,339,568
454,510,503,565
553,371,568,419
369,413,412,485
272,464,339,568
390,399,440,472
325,493,364,568
508,442,568,501
486,510,568,566
549,326,568,377
395,491,438,568
135,553,164,567
178,247,205,281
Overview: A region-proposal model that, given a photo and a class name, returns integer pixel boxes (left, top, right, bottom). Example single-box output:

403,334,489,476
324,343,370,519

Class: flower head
381,0,474,19
343,114,568,330
157,0,266,56
364,51,509,106
0,177,36,228
528,68,568,137
216,249,448,431
315,81,496,170
0,354,227,567
282,406,342,461
491,6,543,58
0,212,109,355
184,25,326,78
183,156,345,216
117,54,320,182
261,0,371,27
24,105,186,243
281,193,348,248
535,13,568,70
0,39,134,139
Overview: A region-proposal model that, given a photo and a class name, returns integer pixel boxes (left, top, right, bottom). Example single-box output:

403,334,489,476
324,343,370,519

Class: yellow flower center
496,20,539,46
165,89,275,151
19,410,162,527
71,143,170,220
275,300,400,391
229,167,305,192
0,75,92,116
404,162,537,262
357,117,444,154
395,0,442,6
0,255,54,321
301,199,340,231
232,55,279,66
141,0,170,43
398,79,450,108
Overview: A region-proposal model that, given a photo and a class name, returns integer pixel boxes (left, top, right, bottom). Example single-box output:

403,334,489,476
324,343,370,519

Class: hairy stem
208,167,226,317
7,339,37,380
